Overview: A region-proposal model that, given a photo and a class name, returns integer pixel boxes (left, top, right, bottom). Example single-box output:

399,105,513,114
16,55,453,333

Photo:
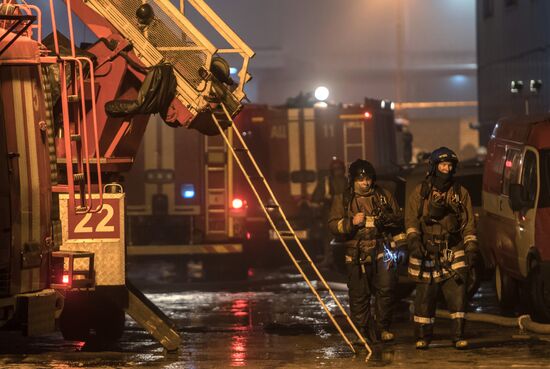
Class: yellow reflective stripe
452,261,467,269
414,315,435,324
453,250,465,258
464,235,477,243
393,233,406,242
337,219,345,233
450,312,465,319
408,268,448,279
409,258,435,267
406,227,419,235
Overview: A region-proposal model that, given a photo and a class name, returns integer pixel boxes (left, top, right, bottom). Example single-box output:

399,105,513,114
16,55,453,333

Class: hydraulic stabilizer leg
125,280,181,352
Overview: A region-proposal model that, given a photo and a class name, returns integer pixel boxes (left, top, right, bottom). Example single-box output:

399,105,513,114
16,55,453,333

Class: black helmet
348,159,376,185
329,157,345,174
428,146,458,175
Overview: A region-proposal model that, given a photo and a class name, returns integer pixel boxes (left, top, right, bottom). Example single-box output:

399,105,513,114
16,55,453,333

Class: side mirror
509,183,532,211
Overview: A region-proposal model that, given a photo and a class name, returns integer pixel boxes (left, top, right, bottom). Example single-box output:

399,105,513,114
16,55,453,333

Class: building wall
409,116,479,163
477,0,550,144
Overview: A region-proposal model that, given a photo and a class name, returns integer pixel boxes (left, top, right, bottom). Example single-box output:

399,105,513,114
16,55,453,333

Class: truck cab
480,115,550,321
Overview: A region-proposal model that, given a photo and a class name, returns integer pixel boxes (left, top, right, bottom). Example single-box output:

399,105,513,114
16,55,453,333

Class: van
480,115,550,321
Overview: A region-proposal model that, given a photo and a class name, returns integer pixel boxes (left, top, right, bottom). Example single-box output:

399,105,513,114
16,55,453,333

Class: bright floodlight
314,86,329,101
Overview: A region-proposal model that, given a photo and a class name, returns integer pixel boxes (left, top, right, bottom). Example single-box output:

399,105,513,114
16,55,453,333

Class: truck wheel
495,264,518,311
94,305,126,343
529,260,550,323
59,297,91,341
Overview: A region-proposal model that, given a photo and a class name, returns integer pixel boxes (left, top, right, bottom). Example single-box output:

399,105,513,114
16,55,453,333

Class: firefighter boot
414,323,433,350
452,318,468,349
381,330,395,342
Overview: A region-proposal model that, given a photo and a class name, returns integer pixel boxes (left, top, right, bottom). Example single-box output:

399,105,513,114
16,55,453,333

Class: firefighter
312,157,347,266
328,159,406,342
405,147,479,350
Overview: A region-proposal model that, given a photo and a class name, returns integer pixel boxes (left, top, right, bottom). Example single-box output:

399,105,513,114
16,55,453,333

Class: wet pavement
1,261,550,368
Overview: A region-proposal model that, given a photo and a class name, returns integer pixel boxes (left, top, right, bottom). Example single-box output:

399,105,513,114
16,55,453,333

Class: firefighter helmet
428,146,458,175
329,157,345,174
348,159,376,184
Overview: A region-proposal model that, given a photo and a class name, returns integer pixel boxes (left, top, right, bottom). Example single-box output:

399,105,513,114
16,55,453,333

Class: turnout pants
346,258,398,336
413,275,466,342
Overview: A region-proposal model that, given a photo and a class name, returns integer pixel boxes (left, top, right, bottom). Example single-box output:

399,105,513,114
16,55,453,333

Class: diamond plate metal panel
59,194,125,286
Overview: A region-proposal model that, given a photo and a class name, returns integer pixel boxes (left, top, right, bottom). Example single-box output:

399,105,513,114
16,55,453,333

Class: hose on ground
409,302,550,335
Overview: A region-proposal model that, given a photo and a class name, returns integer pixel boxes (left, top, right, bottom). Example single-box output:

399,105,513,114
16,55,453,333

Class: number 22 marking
74,204,115,233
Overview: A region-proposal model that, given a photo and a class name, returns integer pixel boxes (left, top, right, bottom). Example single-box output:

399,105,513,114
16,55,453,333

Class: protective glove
407,235,425,259
464,241,479,267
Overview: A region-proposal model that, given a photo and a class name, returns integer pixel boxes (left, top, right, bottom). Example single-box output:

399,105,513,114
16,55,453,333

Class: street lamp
314,86,329,101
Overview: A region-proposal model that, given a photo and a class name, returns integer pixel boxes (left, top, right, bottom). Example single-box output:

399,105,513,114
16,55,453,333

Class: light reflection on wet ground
1,265,550,368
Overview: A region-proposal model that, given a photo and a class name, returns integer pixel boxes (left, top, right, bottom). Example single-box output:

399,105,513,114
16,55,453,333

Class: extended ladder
343,120,366,169
210,103,372,356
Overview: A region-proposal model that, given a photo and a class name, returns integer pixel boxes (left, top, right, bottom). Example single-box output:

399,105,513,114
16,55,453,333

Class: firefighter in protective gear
312,157,347,266
328,159,406,343
405,147,479,350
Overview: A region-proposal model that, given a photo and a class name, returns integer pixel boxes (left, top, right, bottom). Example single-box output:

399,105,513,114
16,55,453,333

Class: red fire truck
0,0,252,347
124,114,251,279
479,115,550,322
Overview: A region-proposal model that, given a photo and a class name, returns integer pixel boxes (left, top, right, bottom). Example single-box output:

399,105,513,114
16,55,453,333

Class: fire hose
409,303,550,335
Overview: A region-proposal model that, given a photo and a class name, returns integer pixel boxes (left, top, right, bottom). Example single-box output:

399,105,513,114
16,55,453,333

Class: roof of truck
493,114,550,149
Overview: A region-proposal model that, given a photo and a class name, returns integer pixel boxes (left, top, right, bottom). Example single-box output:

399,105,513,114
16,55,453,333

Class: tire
59,296,91,341
495,264,518,312
529,260,550,323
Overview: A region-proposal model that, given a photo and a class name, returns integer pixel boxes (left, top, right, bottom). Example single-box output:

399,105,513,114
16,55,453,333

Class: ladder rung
264,204,279,209
67,95,80,103
234,147,248,153
249,175,264,181
208,209,226,213
207,167,226,172
52,185,69,193
70,134,81,142
345,143,363,148
208,189,225,193
278,231,294,237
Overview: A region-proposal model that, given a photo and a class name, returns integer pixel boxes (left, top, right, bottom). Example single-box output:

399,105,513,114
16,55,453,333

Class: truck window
538,150,550,208
486,143,506,193
502,148,521,196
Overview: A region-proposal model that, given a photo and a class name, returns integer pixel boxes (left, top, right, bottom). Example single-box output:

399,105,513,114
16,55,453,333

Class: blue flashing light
181,184,195,199
229,67,238,75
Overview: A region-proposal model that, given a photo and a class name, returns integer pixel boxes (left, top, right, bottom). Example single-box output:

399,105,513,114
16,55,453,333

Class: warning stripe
127,244,243,256
21,67,41,243
12,67,31,246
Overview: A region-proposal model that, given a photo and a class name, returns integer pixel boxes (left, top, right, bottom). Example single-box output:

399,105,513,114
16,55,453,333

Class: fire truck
123,114,251,279
0,0,253,347
479,115,550,322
